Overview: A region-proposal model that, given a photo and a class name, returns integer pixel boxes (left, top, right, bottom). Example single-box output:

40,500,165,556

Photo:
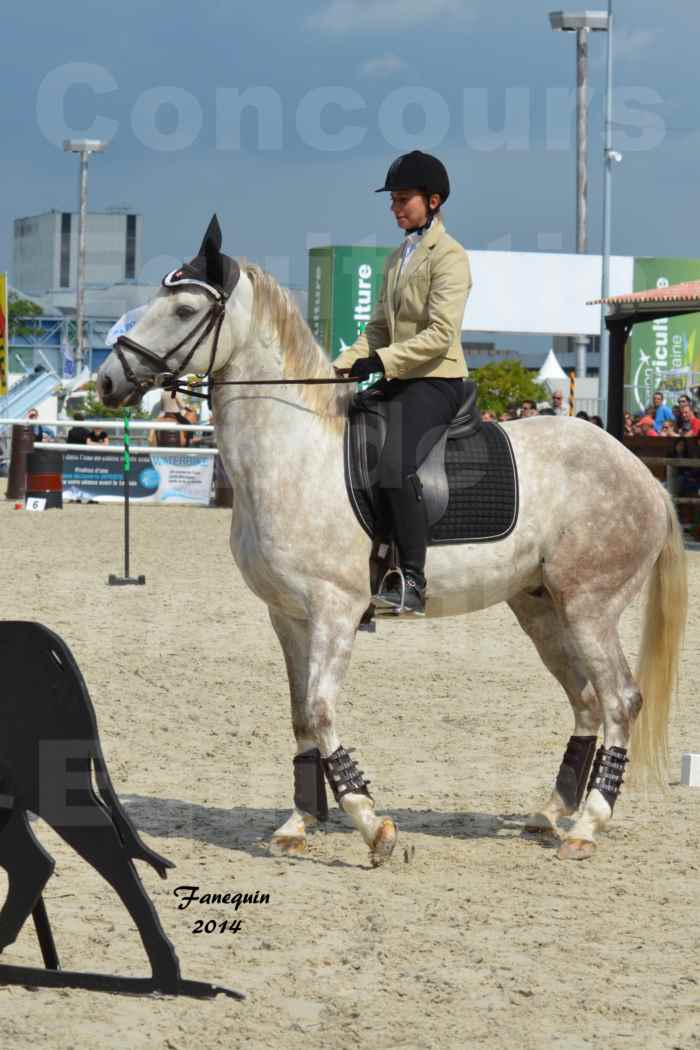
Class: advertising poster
63,451,214,505
628,256,700,412
0,273,7,397
307,246,392,360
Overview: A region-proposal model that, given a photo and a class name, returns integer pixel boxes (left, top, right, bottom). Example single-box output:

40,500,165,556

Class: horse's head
97,214,252,407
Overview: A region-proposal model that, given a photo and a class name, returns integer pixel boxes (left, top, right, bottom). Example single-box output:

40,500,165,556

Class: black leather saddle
344,379,519,545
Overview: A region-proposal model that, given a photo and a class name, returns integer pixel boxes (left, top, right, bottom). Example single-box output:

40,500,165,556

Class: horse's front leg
267,610,321,856
268,606,397,867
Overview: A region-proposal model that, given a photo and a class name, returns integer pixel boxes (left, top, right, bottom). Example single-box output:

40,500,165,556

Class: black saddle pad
429,422,518,544
345,420,519,545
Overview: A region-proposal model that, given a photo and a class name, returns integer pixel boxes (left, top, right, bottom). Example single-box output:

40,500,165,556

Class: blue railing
10,316,116,375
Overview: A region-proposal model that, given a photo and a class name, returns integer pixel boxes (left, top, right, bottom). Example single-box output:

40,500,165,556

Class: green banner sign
628,257,700,412
307,246,393,360
307,248,333,354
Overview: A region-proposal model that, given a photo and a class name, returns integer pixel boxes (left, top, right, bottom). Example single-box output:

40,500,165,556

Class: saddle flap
446,379,481,441
345,378,517,546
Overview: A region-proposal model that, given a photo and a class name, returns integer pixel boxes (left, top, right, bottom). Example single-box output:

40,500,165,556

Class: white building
13,210,143,297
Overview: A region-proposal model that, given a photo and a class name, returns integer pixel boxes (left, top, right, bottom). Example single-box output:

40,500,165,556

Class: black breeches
373,377,464,582
377,378,464,490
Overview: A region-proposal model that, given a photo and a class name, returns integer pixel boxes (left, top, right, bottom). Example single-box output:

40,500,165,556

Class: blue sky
2,0,699,293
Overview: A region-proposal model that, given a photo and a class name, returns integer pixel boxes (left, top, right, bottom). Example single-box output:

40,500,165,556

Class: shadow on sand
119,795,565,864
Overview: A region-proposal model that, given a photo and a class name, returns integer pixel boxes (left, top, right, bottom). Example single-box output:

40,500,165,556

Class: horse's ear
198,214,223,258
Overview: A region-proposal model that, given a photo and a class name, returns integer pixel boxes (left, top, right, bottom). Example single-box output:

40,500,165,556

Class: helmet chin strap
404,201,440,236
404,217,433,236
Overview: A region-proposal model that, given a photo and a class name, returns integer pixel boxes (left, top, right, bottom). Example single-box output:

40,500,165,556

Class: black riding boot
373,473,428,614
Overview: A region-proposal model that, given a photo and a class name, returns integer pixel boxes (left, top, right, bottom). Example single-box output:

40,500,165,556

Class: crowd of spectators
622,389,700,438
481,390,602,425
481,388,700,438
618,388,700,532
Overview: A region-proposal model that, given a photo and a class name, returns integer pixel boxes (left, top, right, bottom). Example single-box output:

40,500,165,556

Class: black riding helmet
375,150,450,205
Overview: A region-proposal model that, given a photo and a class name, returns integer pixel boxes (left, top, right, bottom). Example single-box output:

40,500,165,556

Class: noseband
113,294,228,396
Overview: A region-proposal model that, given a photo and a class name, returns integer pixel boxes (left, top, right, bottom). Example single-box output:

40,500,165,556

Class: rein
159,374,357,402
113,295,356,406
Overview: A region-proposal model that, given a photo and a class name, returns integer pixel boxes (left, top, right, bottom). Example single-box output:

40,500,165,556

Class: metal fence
0,418,216,476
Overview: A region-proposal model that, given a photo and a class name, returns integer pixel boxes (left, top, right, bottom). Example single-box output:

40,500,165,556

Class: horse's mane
243,262,350,430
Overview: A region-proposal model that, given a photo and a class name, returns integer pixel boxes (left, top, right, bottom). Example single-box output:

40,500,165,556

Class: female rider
334,150,472,614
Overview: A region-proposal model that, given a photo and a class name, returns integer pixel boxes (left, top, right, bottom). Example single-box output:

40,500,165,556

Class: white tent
536,349,568,385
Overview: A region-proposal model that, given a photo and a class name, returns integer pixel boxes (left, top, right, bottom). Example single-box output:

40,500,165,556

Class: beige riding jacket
334,219,472,381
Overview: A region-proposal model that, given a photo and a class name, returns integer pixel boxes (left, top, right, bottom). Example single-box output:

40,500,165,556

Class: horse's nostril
101,376,113,398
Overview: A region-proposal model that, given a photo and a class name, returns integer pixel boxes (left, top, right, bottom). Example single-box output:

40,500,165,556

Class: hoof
557,837,596,861
269,834,306,857
369,817,398,868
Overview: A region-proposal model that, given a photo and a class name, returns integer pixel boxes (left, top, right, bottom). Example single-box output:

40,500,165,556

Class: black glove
349,355,384,382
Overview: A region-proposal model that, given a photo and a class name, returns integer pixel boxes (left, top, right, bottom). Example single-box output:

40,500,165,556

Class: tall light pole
549,11,610,379
598,0,618,427
63,138,108,376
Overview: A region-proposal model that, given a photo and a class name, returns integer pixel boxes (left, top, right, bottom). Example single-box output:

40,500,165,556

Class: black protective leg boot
373,473,427,614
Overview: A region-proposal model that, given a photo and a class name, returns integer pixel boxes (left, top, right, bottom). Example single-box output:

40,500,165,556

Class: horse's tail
631,487,687,787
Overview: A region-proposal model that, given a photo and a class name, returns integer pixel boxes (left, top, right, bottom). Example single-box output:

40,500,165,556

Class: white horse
97,241,687,866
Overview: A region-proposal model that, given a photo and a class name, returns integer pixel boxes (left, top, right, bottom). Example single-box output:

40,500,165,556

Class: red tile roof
588,279,700,306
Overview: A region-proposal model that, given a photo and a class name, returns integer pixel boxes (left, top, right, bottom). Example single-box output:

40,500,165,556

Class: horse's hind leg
269,606,397,866
555,622,640,860
508,591,602,838
0,806,55,950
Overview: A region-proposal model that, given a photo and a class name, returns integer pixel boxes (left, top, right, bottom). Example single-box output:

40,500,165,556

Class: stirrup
372,567,426,615
372,565,406,612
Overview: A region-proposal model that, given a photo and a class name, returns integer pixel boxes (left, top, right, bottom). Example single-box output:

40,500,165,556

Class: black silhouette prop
0,622,241,999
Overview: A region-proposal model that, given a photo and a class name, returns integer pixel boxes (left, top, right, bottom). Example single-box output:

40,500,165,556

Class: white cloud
358,54,406,78
307,0,475,34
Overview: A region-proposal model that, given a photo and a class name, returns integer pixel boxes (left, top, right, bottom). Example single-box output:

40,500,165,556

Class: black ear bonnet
162,214,240,301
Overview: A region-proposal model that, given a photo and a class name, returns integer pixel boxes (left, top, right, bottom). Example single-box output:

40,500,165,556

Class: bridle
111,284,356,406
113,290,229,399
108,219,356,405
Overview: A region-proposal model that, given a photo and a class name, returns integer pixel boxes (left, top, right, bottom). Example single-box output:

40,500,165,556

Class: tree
8,294,43,340
472,359,548,416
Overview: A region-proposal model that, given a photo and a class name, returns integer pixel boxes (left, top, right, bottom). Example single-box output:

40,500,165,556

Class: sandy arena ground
0,492,698,1050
